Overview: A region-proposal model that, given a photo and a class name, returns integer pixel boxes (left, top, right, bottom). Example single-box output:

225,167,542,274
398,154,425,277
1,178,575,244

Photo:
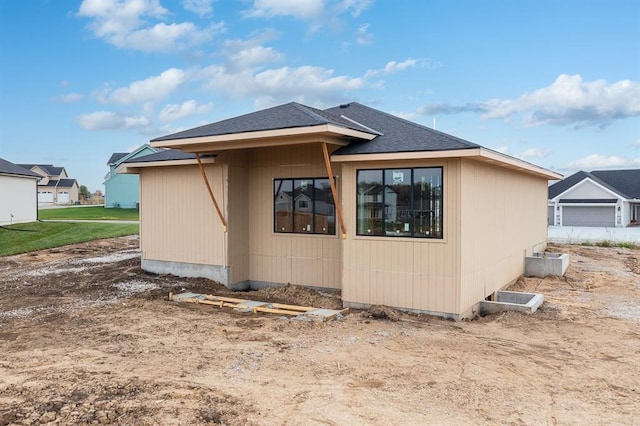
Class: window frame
273,177,337,236
356,166,443,239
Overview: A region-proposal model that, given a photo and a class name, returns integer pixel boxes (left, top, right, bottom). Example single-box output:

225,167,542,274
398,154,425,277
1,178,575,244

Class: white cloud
491,146,547,160
335,0,373,17
244,0,324,20
199,64,364,108
244,0,372,24
221,34,284,70
566,154,640,170
182,0,215,16
109,68,186,104
159,100,213,122
355,23,373,45
391,111,417,121
483,74,640,127
364,59,418,78
78,0,223,52
77,111,150,130
55,93,84,103
518,148,547,160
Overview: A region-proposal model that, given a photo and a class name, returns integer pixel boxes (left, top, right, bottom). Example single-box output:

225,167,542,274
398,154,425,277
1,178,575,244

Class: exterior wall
340,159,462,316
459,159,548,315
139,165,227,272
243,145,342,289
0,175,38,225
105,173,141,208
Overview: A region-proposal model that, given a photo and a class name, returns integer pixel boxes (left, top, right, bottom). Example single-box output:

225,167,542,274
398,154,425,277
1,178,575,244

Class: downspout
195,153,227,232
321,142,347,239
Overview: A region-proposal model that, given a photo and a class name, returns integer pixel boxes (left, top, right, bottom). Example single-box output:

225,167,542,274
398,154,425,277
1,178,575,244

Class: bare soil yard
1,237,638,425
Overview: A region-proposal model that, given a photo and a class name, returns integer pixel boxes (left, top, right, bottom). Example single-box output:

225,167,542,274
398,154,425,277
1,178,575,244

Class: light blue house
104,145,159,208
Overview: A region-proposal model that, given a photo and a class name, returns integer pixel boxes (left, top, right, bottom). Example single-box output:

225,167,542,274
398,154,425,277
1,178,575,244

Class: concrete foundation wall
142,258,230,285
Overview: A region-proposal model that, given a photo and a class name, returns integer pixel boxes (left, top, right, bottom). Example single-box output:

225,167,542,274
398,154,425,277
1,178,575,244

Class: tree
79,185,90,203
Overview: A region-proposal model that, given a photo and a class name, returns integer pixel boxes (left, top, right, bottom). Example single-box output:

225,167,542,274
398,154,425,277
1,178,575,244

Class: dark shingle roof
124,149,197,163
0,158,41,178
591,169,640,199
16,164,64,176
57,179,77,188
108,153,128,165
151,102,376,142
41,179,77,188
549,169,640,199
326,102,480,155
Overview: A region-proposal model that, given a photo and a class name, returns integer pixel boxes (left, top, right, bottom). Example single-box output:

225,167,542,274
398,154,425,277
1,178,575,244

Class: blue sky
1,0,638,192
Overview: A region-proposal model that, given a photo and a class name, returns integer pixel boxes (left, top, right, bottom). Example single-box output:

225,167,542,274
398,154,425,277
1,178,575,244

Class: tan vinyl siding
459,159,548,314
245,144,342,289
226,151,250,283
341,159,462,314
139,165,227,267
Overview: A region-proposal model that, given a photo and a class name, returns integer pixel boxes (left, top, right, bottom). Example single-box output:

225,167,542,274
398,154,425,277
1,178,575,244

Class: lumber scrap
169,291,348,321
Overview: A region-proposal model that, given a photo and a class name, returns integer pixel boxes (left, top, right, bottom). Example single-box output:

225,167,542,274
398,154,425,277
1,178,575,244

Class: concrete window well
524,252,570,278
479,291,545,316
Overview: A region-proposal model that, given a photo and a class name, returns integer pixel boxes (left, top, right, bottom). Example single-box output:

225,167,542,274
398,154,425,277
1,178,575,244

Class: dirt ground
0,236,638,425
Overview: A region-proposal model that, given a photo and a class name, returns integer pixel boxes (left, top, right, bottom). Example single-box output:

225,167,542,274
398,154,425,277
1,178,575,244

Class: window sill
352,234,448,244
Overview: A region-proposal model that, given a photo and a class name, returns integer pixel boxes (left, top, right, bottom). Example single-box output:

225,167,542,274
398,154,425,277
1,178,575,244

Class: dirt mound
366,305,401,321
248,284,343,310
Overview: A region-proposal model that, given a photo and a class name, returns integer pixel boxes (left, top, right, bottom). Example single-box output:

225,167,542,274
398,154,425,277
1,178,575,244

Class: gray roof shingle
151,102,377,142
327,102,480,155
549,169,640,199
124,149,198,163
41,179,78,188
108,153,128,165
17,164,64,176
0,158,41,178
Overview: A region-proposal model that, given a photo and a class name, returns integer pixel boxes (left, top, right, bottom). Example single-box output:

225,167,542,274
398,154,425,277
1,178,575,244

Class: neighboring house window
357,167,443,238
274,178,336,235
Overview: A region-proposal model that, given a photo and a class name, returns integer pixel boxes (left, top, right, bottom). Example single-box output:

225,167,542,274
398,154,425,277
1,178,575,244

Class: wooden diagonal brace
322,142,347,239
195,153,227,232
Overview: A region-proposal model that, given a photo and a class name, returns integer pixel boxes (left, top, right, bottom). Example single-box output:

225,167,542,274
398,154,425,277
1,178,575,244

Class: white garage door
38,192,53,203
58,192,70,203
563,206,615,227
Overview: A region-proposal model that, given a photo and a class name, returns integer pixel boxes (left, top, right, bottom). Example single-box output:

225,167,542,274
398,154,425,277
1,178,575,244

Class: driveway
548,225,640,244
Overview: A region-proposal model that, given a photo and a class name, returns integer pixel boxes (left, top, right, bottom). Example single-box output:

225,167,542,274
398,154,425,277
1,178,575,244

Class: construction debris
169,292,348,321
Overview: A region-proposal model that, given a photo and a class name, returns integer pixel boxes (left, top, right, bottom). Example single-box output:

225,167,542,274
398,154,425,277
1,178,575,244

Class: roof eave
331,147,562,180
150,124,376,152
116,156,216,174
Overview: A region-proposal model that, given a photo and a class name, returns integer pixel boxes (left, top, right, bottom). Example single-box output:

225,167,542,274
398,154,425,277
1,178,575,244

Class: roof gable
109,145,160,166
0,158,41,178
549,169,640,200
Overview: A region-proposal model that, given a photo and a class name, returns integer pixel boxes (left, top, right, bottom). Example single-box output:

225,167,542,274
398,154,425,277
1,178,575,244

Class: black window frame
356,166,443,239
273,177,337,236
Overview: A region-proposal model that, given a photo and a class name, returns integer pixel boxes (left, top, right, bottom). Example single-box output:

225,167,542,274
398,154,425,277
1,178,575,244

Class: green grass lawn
38,206,139,221
0,222,139,257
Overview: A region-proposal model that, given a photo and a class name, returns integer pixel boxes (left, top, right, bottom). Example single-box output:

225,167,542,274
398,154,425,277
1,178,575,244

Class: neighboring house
118,101,561,320
548,169,640,227
17,164,79,204
0,158,40,225
104,144,159,208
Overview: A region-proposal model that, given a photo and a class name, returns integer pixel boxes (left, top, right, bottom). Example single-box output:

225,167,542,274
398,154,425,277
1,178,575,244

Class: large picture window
357,167,443,238
274,178,336,235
